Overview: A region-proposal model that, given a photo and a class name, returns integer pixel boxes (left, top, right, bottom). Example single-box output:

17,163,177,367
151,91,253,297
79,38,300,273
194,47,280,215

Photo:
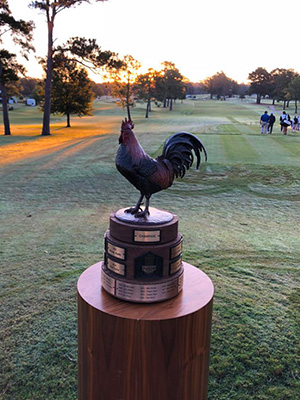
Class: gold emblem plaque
134,230,160,243
107,257,125,276
107,242,126,260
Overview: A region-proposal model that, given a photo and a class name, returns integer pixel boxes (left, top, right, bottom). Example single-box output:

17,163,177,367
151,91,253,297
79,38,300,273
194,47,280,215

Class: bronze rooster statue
116,119,207,218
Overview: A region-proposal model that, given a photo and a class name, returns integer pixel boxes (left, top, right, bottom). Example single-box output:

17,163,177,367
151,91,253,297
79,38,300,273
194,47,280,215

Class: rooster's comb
121,118,134,131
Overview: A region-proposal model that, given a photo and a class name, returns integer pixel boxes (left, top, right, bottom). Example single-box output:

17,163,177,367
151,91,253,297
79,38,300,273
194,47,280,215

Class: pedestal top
115,207,174,225
77,262,214,321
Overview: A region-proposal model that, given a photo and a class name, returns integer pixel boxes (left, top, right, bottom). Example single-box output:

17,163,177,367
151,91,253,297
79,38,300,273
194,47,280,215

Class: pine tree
47,54,93,127
30,0,108,136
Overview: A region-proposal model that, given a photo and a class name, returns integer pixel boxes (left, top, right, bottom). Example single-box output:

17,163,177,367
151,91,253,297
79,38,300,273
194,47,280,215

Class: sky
6,0,300,84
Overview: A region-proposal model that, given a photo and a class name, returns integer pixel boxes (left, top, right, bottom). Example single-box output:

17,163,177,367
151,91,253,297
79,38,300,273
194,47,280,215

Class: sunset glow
7,0,300,84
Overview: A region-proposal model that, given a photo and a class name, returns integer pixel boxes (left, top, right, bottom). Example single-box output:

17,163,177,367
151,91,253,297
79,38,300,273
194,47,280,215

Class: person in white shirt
280,111,290,135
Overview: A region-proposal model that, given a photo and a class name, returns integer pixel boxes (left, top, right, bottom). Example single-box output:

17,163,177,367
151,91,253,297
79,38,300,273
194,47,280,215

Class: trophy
101,119,207,303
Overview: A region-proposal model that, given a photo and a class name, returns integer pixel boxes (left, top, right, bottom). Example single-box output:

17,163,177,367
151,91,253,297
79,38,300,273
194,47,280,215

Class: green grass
1,98,300,400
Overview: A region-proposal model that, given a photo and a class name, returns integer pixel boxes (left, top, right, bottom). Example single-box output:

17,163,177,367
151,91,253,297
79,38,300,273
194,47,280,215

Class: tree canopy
248,67,271,104
269,68,297,107
20,77,40,98
108,54,141,120
203,71,238,100
48,53,93,127
57,37,121,72
154,62,186,110
135,68,156,118
287,75,300,113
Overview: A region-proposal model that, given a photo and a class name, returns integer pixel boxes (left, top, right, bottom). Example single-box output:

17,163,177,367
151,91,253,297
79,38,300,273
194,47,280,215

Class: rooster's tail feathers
162,132,207,178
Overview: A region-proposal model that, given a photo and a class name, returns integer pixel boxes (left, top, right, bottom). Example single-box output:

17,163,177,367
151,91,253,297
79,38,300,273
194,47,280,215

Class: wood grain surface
78,262,213,320
78,262,214,400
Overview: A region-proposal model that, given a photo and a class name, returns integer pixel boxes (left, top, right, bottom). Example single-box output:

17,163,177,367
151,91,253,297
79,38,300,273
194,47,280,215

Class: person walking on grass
260,111,270,134
268,112,276,134
280,111,290,135
292,116,298,132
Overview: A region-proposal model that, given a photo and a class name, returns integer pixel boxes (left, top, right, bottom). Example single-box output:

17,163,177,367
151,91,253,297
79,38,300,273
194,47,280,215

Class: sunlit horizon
7,0,300,85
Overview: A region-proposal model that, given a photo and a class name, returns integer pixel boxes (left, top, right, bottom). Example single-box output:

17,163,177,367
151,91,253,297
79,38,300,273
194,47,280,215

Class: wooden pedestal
78,262,214,400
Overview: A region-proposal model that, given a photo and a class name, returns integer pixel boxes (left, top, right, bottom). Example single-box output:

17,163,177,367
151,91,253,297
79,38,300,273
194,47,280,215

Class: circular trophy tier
110,210,178,244
105,231,183,279
102,209,183,303
101,262,184,303
115,207,174,225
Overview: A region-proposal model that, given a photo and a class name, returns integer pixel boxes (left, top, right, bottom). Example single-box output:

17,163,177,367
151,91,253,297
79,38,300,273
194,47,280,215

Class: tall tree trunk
126,103,131,121
145,93,152,118
272,98,275,105
0,82,11,136
145,100,150,118
66,112,71,127
126,80,131,121
0,59,11,136
283,100,286,110
42,18,54,136
169,98,173,111
256,94,261,104
295,99,298,114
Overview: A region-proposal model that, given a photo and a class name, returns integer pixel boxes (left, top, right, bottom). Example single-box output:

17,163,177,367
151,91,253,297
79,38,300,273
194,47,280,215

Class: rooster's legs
125,194,144,214
125,194,150,218
135,196,150,218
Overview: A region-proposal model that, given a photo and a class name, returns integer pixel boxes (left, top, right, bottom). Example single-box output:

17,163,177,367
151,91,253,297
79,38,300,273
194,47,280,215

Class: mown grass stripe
270,135,300,161
219,134,261,164
202,134,227,164
244,134,300,165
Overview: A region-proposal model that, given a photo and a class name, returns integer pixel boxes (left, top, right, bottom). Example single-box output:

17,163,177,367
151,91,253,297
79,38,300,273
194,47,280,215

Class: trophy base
101,262,184,303
102,208,183,303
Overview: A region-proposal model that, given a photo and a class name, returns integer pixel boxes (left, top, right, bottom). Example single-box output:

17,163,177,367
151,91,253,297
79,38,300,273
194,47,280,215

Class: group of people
260,110,300,135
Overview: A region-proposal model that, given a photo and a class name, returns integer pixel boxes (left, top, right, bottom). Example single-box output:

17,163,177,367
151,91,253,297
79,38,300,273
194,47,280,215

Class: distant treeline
18,76,249,103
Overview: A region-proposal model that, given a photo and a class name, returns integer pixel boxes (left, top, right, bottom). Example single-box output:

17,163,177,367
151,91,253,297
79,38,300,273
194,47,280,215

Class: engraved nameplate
115,279,178,302
134,230,160,243
107,242,126,260
101,272,116,295
170,257,182,275
107,257,125,276
102,269,184,302
171,240,183,259
116,280,141,300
